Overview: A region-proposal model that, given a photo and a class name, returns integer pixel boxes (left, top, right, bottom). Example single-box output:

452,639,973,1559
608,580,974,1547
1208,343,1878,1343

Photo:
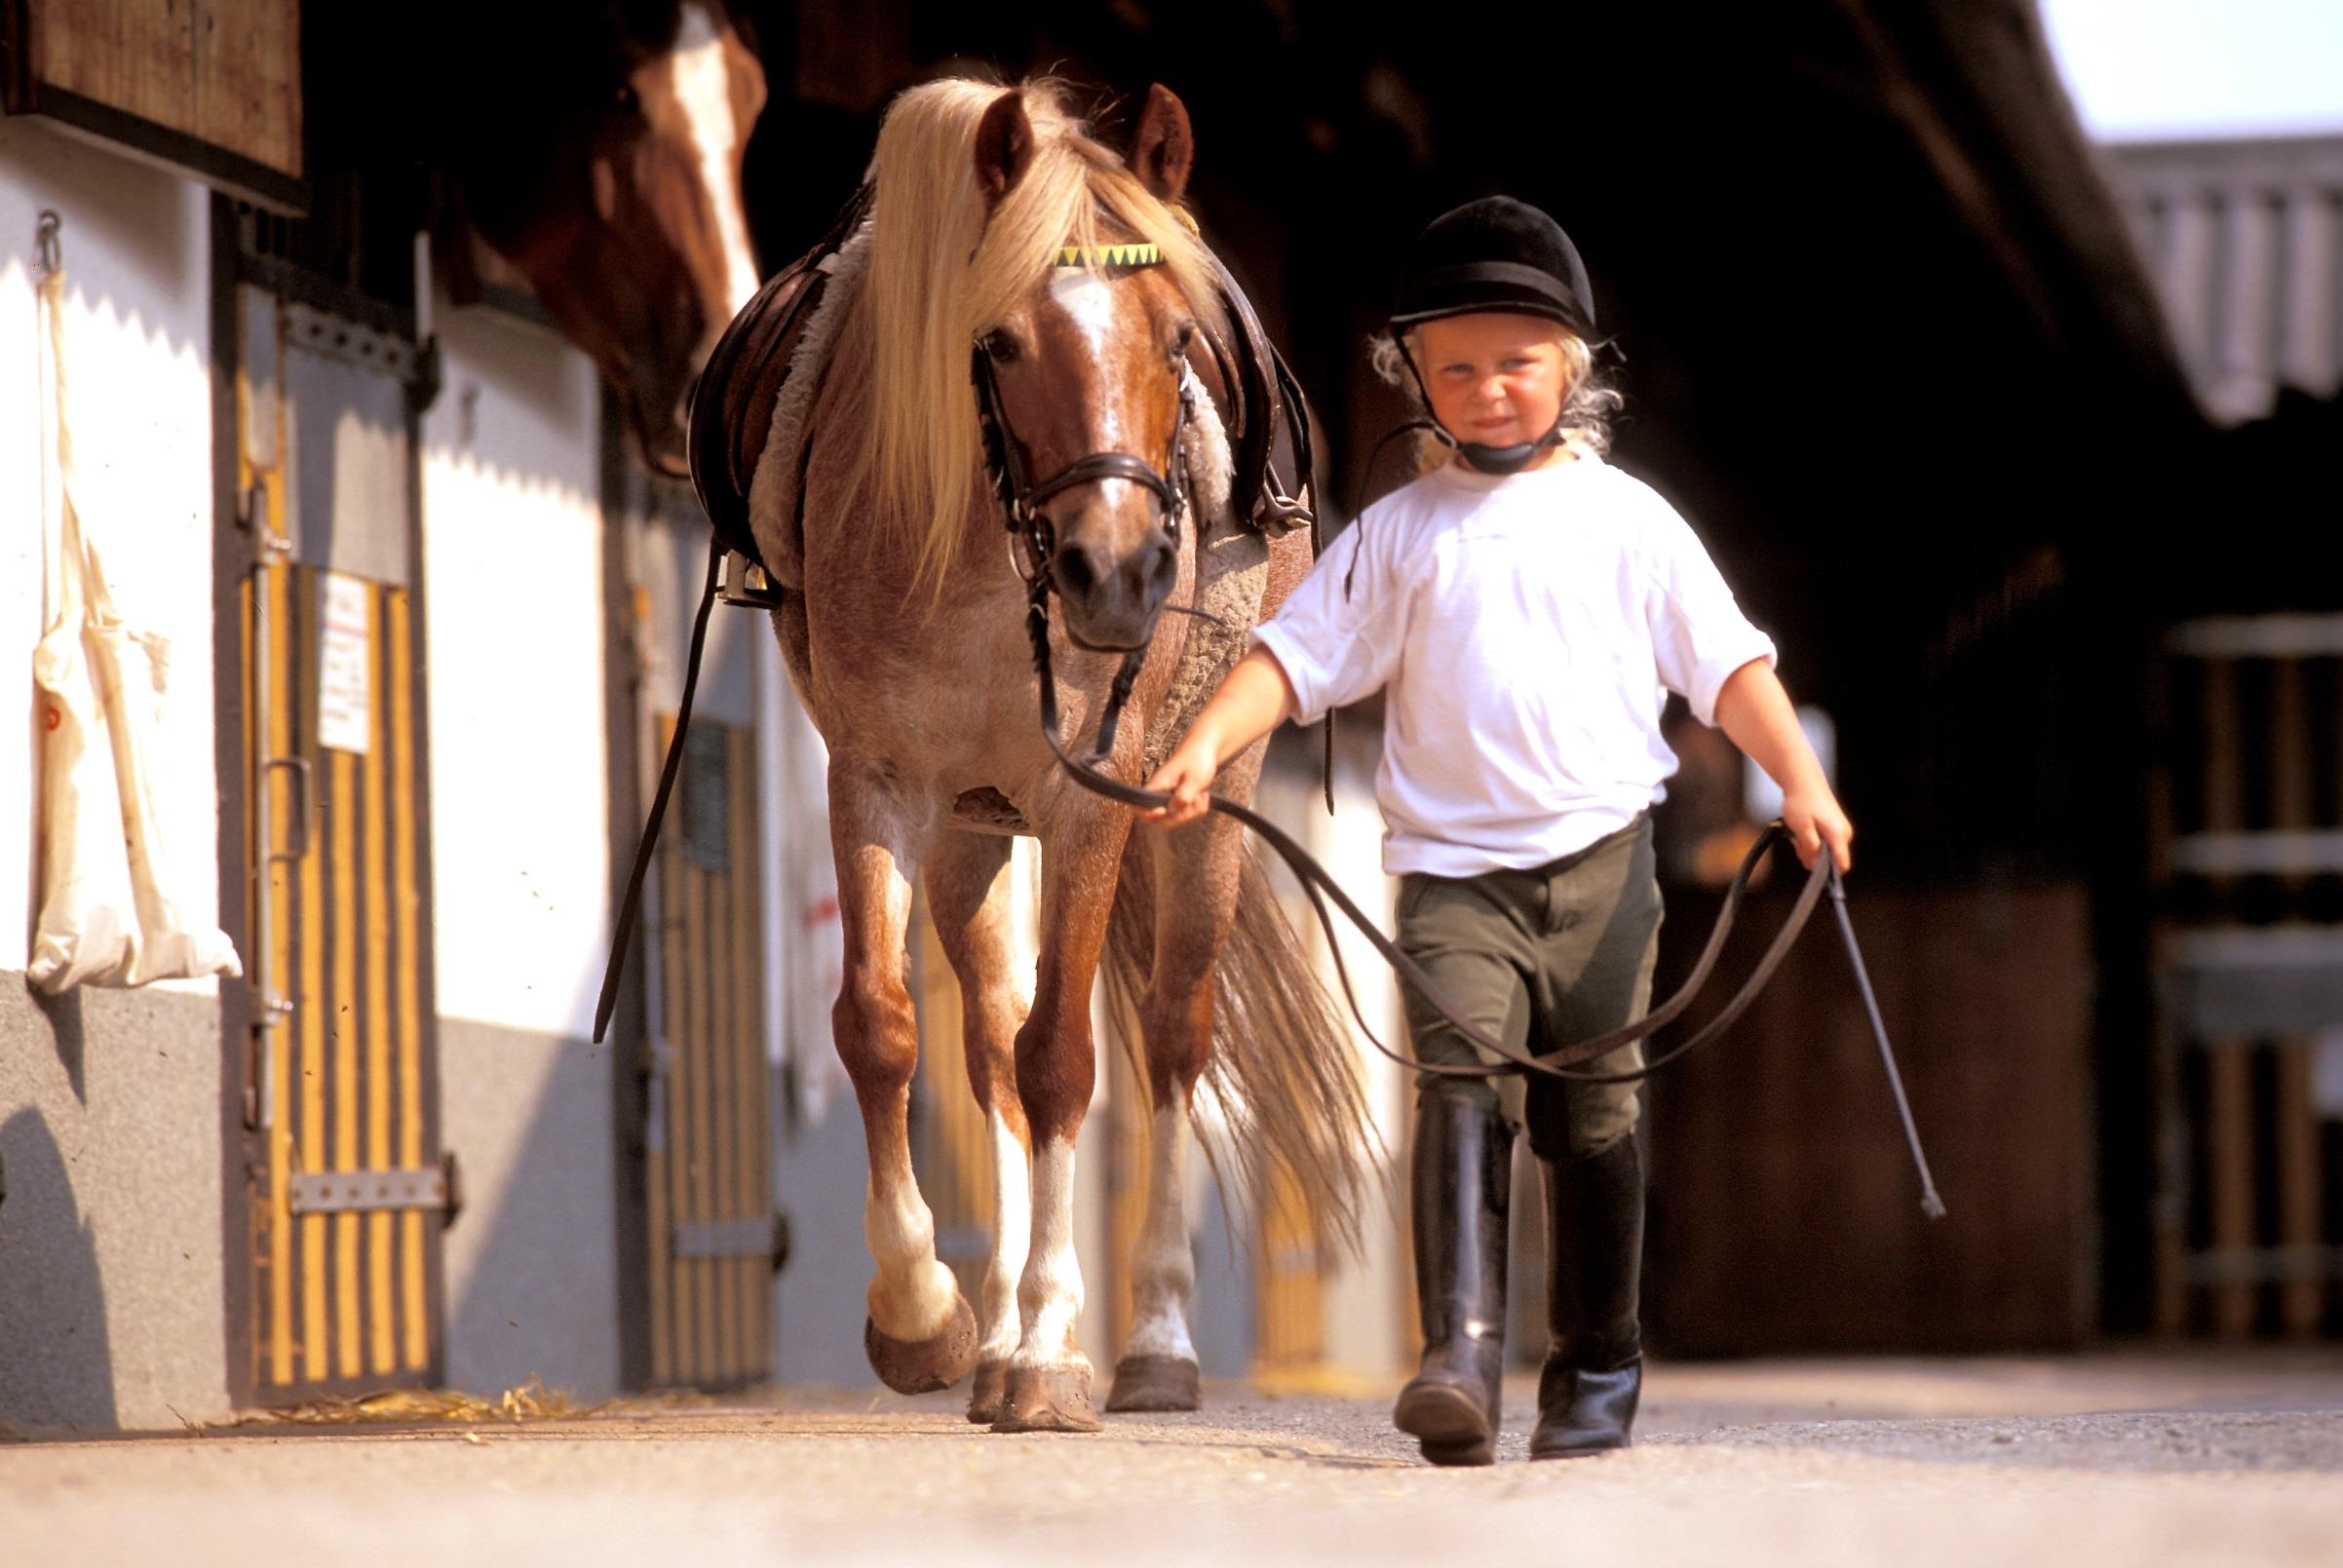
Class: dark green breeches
1395,816,1660,1160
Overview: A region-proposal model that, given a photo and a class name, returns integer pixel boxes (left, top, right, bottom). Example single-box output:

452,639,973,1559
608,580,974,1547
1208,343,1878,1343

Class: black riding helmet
1391,195,1596,335
1388,196,1595,474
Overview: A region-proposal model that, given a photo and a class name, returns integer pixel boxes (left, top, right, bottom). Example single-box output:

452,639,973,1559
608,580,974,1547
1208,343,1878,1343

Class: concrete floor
5,1353,2341,1566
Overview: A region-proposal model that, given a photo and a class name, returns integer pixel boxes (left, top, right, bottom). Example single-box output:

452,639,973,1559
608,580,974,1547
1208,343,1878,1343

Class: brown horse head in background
442,1,767,474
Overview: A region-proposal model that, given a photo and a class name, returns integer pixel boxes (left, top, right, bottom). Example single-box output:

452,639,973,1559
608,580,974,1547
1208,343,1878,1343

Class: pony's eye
1169,323,1196,361
981,329,1020,363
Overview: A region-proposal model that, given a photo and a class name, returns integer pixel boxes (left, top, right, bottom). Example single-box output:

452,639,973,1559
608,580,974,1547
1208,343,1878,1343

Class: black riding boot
1529,1132,1644,1459
1392,1091,1513,1467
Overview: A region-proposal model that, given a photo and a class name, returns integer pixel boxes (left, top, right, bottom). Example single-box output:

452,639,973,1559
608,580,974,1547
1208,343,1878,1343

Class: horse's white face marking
1013,1138,1090,1371
671,2,762,315
1046,267,1116,356
1122,1102,1199,1362
1043,268,1136,458
979,1108,1031,1363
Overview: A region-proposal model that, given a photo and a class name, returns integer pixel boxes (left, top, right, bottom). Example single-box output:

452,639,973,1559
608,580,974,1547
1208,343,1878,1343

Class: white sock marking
980,1108,1031,1362
864,1148,958,1341
1122,1102,1198,1363
1014,1138,1090,1373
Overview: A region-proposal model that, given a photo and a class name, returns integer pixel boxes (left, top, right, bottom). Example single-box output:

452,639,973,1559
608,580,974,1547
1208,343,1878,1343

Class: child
1145,196,1852,1466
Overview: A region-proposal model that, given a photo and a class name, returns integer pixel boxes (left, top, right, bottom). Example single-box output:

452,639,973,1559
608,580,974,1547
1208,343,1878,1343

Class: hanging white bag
26,261,243,992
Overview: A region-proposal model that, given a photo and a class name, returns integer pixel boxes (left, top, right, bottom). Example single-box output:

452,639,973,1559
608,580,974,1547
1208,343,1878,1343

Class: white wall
0,121,224,983
0,120,230,1432
417,307,608,1037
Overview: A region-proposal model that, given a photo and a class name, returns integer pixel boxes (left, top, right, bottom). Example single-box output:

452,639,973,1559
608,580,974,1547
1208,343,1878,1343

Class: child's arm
1141,647,1299,828
1713,659,1854,872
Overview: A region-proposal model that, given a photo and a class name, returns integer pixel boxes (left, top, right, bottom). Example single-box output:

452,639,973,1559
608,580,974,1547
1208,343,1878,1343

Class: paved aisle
5,1356,2339,1566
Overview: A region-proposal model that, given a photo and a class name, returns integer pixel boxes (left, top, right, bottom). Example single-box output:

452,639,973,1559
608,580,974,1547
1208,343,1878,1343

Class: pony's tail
1099,838,1380,1259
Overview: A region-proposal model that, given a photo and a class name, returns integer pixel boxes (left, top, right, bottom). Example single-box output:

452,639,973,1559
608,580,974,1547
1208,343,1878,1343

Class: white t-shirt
1252,454,1777,877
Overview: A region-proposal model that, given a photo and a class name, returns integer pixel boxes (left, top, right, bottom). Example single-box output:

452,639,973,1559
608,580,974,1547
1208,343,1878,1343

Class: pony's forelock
848,78,1228,590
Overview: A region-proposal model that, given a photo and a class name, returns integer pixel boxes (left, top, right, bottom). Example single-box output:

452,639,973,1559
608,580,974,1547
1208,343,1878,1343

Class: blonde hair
1369,320,1621,473
843,78,1229,589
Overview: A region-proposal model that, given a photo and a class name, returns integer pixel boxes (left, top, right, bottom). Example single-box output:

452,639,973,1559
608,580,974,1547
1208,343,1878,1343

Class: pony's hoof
990,1364,1102,1434
1106,1354,1200,1413
967,1360,1011,1424
864,1294,979,1394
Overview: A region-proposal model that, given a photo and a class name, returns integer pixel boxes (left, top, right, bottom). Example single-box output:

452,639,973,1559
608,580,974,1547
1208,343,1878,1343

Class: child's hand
1782,785,1854,873
1143,741,1218,829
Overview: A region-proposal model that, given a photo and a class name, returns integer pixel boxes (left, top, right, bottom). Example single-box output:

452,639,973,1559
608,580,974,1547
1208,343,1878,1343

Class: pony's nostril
1054,543,1098,597
1144,536,1177,598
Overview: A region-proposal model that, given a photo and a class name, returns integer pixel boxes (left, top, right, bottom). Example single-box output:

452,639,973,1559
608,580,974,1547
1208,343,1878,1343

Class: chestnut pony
745,80,1370,1432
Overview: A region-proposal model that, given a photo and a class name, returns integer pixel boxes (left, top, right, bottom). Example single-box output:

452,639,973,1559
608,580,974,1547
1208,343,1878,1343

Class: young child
1145,196,1852,1466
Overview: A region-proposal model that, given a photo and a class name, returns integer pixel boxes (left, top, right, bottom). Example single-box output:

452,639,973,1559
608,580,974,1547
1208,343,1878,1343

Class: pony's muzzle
1051,520,1176,652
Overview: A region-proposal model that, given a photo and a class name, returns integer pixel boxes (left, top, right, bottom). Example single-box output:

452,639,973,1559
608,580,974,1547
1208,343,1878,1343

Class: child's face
1412,312,1572,452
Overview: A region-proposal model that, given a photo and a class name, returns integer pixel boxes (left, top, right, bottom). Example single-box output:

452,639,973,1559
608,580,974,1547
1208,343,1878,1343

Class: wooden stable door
2151,618,2343,1340
643,717,775,1390
232,275,448,1399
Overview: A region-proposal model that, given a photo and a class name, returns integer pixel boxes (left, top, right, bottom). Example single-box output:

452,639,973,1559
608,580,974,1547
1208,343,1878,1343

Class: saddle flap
1205,250,1318,543
688,185,874,573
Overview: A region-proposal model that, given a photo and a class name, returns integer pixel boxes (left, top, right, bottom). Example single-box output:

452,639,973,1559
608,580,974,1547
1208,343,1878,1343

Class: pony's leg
993,815,1132,1434
830,768,978,1394
923,828,1033,1424
1106,798,1248,1413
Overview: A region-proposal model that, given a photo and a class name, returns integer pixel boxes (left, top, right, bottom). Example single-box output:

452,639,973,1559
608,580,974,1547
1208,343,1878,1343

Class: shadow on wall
32,988,86,1103
0,1108,115,1434
439,1019,626,1402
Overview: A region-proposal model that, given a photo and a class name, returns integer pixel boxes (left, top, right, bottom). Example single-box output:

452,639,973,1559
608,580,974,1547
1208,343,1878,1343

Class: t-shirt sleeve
1641,496,1778,726
1249,517,1405,727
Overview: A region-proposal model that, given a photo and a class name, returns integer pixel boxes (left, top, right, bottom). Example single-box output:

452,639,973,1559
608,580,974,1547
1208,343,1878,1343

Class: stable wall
0,121,232,1433
417,299,623,1399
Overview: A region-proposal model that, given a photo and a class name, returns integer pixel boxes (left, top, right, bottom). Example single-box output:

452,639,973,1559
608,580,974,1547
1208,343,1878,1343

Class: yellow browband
1052,242,1164,268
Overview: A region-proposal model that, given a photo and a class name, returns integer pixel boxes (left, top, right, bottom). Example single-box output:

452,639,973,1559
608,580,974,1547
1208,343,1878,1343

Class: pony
731,79,1373,1431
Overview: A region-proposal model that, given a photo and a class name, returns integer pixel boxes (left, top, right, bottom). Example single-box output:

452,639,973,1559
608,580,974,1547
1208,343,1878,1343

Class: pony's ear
974,90,1035,209
1131,85,1193,205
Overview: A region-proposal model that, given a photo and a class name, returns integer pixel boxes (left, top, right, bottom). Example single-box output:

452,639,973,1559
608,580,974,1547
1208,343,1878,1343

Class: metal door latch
287,1152,464,1227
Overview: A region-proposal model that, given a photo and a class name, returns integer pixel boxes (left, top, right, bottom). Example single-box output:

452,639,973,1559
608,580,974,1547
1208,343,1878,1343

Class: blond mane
843,78,1230,590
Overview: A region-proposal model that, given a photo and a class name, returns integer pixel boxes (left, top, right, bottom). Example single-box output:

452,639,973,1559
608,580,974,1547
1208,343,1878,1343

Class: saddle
687,184,1319,586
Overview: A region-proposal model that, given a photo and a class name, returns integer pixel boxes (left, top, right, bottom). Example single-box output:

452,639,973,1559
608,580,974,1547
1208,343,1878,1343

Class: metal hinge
287,1153,464,1228
672,1212,791,1274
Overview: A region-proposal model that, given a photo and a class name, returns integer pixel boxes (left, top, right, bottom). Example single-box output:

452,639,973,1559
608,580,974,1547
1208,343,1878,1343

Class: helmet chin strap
1425,410,1570,475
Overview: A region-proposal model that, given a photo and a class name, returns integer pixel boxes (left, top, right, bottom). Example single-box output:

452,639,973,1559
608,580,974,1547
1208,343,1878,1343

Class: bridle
970,318,1194,610
969,246,1201,788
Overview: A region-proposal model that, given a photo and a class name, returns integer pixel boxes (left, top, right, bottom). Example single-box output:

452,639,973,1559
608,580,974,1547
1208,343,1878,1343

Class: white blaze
1046,266,1117,358
670,4,762,314
1043,268,1137,499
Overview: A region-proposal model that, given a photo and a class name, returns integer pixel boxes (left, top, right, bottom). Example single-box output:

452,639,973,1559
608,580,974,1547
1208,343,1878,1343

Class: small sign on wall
319,573,372,755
